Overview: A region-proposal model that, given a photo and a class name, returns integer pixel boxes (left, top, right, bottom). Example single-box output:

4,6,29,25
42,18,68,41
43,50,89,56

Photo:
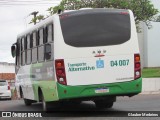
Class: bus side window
45,44,51,60
26,49,31,65
22,51,25,66
18,40,21,66
38,45,44,62
21,37,25,51
33,32,37,47
44,24,54,61
16,39,20,67
26,34,31,65
32,47,37,64
38,29,44,45
21,37,26,66
47,24,53,42
26,34,30,49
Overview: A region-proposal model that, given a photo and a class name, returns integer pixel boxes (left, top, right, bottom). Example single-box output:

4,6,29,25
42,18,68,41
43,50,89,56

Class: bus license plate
95,88,109,93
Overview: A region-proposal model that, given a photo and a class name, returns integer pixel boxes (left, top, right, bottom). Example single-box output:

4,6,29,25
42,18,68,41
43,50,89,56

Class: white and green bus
11,8,142,111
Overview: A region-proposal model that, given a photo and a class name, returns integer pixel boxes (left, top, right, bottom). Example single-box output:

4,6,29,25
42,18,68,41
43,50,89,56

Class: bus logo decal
96,59,104,68
93,49,106,57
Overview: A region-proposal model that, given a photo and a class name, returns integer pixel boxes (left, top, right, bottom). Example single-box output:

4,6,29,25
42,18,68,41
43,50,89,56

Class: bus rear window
60,9,131,47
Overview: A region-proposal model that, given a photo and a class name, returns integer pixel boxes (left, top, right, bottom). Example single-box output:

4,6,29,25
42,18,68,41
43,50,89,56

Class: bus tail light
55,59,67,85
8,85,10,90
134,54,141,79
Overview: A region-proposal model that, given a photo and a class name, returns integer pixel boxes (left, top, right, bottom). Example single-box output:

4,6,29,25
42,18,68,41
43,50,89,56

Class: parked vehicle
0,80,11,100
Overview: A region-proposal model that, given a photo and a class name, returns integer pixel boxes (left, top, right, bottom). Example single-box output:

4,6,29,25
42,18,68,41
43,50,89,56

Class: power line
0,19,23,23
0,2,60,4
0,0,60,2
0,0,61,6
0,4,59,7
0,0,61,3
0,3,59,5
0,3,60,7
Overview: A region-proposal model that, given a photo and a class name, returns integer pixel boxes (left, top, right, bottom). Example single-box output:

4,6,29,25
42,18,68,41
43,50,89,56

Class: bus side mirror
11,45,16,58
45,44,51,60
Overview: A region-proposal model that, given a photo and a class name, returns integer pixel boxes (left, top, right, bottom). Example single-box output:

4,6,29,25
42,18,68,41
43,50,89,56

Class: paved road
0,94,160,119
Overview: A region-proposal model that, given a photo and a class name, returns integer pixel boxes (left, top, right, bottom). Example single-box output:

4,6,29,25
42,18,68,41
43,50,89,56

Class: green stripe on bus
32,80,59,102
57,78,142,100
32,63,43,67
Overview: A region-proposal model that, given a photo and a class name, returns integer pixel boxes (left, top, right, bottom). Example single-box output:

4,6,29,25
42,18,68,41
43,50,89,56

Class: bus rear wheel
94,100,114,109
41,94,49,112
24,98,32,106
105,102,113,108
21,90,32,106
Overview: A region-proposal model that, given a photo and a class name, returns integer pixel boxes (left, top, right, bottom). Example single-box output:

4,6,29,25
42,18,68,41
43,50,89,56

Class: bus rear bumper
57,78,142,100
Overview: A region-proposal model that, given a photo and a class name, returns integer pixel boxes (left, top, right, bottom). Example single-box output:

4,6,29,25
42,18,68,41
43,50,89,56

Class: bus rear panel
54,9,142,101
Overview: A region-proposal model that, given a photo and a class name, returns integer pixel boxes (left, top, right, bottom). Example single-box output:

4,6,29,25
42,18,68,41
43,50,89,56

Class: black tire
7,98,12,100
95,100,114,109
21,90,32,106
24,98,32,106
41,93,49,112
71,101,81,105
61,101,81,107
95,100,106,109
105,102,113,108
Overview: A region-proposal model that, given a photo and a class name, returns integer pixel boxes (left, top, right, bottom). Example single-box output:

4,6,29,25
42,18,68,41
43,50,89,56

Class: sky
0,0,160,63
0,0,61,63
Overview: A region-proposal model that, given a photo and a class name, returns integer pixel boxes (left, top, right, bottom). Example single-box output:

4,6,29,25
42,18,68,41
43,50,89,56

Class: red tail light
135,63,140,68
120,12,129,15
134,54,141,79
55,59,67,85
8,85,10,90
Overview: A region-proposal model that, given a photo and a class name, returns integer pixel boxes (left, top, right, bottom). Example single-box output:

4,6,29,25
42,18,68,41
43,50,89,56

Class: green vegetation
142,68,160,78
30,0,159,31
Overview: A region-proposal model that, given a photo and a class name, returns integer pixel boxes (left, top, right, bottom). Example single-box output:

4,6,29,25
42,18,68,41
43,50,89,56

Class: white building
138,0,160,68
0,62,15,73
0,62,15,87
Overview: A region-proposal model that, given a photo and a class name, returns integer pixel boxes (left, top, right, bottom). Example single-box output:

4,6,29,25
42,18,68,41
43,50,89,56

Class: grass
142,68,160,78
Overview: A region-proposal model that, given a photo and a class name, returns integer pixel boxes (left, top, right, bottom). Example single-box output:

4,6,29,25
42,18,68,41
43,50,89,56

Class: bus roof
17,8,130,39
17,15,55,38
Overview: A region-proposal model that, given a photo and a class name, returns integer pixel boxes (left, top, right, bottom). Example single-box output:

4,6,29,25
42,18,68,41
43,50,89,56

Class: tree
155,15,160,22
29,17,37,25
29,14,44,24
37,15,44,22
30,0,159,30
50,0,159,30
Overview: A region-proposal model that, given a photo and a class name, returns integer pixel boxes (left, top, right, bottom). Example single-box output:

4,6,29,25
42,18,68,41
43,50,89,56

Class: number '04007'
110,60,129,67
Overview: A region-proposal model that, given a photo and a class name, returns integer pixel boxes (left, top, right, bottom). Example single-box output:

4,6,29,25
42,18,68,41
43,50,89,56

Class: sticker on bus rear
95,88,109,93
96,59,104,68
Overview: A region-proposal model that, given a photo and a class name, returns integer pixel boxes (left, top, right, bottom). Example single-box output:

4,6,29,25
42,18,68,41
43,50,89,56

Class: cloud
0,1,60,63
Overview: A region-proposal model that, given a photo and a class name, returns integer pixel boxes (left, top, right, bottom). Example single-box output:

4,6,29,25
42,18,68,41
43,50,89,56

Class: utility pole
30,11,39,25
